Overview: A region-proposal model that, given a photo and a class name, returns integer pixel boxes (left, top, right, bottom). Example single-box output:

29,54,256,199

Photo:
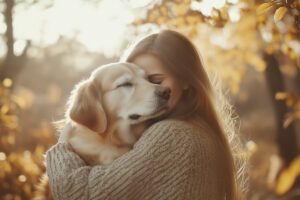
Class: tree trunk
0,0,30,84
0,0,15,81
263,52,299,166
4,0,14,61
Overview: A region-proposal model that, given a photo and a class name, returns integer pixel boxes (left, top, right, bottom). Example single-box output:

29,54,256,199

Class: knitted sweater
46,119,226,200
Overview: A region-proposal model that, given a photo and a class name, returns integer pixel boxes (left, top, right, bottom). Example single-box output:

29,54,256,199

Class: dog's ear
66,80,107,133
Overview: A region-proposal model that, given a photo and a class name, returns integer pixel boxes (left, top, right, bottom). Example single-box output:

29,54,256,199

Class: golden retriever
33,62,171,200
62,62,170,165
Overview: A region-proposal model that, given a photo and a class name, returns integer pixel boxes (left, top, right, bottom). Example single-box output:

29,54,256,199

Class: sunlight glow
210,26,235,49
259,27,272,42
191,0,226,16
227,0,239,4
3,78,13,88
18,175,27,183
122,0,155,8
0,24,5,35
14,40,27,56
228,6,240,22
0,152,6,161
13,0,137,57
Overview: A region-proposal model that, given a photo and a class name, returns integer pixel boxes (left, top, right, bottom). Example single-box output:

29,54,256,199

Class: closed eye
148,74,164,85
117,82,133,88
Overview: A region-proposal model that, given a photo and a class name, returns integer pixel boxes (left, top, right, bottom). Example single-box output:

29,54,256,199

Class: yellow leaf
289,50,297,60
173,17,185,27
186,15,199,25
188,27,198,38
173,4,188,16
160,6,168,16
24,183,32,195
275,156,300,195
296,110,300,118
276,168,294,195
285,33,294,41
2,78,13,88
34,145,45,157
148,10,159,22
7,133,16,145
274,6,288,22
245,52,266,72
256,2,273,15
156,16,167,25
2,161,12,173
1,105,10,115
12,87,35,109
275,92,287,100
283,112,296,128
286,96,296,107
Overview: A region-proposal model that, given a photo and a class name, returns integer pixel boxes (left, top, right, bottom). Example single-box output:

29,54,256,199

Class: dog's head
66,62,170,134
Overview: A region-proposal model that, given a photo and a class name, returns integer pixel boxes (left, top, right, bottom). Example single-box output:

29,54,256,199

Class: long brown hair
121,29,247,199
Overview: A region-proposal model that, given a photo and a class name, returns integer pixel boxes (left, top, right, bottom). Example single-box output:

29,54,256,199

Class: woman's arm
46,120,196,200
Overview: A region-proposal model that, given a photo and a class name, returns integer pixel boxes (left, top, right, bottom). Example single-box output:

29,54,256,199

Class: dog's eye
117,82,133,88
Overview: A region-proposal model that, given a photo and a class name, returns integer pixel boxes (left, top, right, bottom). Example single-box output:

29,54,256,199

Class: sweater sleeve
45,120,196,200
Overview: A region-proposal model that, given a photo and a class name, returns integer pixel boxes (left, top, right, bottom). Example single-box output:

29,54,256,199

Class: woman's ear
66,79,107,133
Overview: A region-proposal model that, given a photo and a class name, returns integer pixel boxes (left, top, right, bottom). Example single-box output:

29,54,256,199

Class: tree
0,0,54,82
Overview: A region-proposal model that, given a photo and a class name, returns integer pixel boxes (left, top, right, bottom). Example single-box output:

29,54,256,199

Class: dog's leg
70,135,130,165
68,128,130,165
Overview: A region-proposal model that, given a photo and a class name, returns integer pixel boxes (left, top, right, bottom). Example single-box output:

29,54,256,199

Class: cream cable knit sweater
46,119,226,200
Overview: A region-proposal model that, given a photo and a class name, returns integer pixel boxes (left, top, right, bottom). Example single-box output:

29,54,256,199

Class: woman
46,30,247,200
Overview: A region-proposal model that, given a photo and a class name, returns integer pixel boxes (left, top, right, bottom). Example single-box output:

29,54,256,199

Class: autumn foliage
0,0,299,199
0,79,56,200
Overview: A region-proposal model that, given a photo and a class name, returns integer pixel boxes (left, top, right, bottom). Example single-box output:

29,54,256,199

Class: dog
33,62,170,200
61,62,170,165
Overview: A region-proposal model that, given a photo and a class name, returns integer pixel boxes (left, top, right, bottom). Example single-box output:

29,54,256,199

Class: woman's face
132,54,184,112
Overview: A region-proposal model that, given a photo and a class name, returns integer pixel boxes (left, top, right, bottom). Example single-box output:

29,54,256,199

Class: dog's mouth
128,106,169,122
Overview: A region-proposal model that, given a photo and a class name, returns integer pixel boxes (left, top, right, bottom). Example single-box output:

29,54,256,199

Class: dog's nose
156,88,171,100
129,114,141,120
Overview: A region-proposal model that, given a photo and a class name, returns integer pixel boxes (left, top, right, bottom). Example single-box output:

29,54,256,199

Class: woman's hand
58,123,73,143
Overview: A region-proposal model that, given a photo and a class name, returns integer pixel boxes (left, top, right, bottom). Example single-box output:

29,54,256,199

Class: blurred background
0,0,299,199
